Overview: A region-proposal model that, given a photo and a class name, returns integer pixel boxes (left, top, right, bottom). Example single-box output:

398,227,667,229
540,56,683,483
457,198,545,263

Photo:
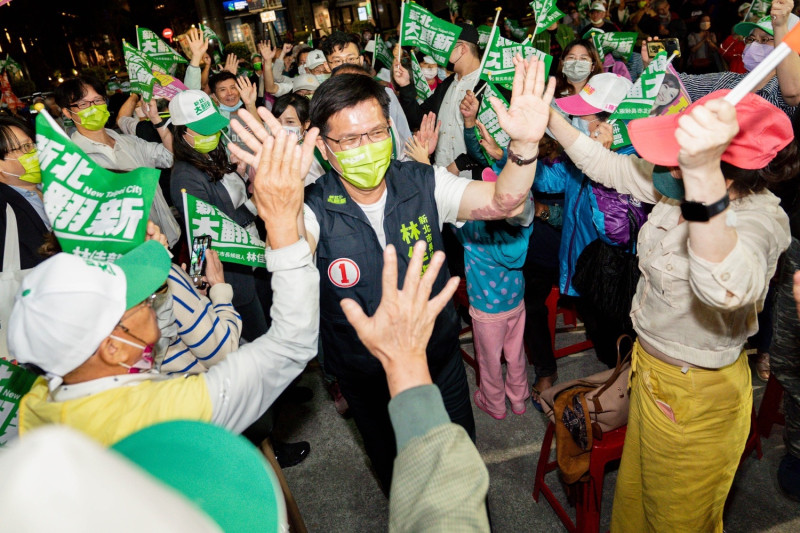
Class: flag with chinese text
0,359,37,447
410,53,432,103
183,192,266,268
137,27,188,71
477,25,493,48
400,2,463,66
36,112,158,261
373,34,394,69
123,41,160,101
477,82,510,148
151,71,189,100
480,32,552,90
592,32,637,62
530,0,565,35
610,51,669,121
200,23,224,45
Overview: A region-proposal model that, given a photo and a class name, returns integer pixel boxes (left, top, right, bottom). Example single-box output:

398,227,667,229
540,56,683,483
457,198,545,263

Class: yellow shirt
19,375,213,447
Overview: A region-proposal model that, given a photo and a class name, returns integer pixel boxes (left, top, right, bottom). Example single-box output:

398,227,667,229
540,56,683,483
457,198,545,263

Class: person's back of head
330,63,372,77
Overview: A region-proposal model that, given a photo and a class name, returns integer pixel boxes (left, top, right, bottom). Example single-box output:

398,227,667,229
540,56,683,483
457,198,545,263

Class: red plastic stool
453,280,479,386
533,421,627,533
546,287,594,360
758,374,785,438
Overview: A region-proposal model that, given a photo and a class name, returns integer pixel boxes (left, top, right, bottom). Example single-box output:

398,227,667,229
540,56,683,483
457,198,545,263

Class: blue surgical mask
437,67,447,80
219,100,243,113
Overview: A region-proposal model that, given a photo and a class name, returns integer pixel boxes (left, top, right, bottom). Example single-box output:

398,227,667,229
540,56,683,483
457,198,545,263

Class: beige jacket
564,134,791,368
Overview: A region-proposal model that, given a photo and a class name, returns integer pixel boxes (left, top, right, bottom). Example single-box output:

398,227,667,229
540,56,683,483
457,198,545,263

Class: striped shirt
159,264,243,374
679,72,797,117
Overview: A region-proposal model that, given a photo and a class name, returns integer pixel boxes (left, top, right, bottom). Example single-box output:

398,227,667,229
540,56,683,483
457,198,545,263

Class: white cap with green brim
8,240,171,385
168,89,230,135
734,13,800,37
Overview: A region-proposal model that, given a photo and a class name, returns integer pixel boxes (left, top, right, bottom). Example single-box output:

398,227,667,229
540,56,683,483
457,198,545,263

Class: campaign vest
305,161,461,379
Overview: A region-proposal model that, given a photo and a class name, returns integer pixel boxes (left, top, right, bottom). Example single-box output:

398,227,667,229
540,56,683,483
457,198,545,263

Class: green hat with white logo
168,89,230,135
734,13,800,37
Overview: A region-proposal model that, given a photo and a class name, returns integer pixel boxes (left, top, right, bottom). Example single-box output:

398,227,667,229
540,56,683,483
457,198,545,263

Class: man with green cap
9,124,320,447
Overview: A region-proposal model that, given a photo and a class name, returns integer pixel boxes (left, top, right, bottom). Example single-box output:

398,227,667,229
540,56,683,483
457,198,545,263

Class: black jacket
0,184,48,270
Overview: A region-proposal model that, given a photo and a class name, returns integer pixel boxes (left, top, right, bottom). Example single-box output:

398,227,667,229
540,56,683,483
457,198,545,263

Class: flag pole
725,23,800,105
135,25,140,50
396,0,406,63
372,36,377,70
474,7,502,91
182,189,193,255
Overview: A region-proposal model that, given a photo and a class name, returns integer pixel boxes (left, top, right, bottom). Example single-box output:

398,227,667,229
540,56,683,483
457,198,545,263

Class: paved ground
277,326,800,532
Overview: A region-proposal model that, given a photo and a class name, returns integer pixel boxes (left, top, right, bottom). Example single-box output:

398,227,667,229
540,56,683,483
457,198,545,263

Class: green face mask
190,131,222,154
75,104,110,131
4,149,42,184
329,137,393,189
253,62,263,71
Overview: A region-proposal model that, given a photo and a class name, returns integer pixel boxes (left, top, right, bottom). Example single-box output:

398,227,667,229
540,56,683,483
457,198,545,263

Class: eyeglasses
745,35,774,45
7,142,36,155
69,97,106,110
328,55,361,67
324,125,391,151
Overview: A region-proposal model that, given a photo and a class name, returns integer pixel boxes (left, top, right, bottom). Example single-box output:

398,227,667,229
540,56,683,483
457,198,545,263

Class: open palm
492,55,556,146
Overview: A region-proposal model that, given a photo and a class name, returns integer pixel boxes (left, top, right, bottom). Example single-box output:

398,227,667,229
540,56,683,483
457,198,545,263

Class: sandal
530,374,558,413
755,352,770,382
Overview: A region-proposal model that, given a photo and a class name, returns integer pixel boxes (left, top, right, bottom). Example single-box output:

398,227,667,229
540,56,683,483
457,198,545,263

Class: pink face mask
111,335,155,373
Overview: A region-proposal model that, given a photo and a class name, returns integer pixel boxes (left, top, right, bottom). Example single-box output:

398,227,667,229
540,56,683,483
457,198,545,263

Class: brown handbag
542,335,633,444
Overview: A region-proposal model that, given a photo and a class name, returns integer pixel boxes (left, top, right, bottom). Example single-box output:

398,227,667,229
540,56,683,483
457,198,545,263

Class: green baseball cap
112,421,286,532
115,239,172,309
734,15,775,37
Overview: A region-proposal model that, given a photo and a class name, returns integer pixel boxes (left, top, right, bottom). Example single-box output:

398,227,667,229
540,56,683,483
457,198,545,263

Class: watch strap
680,193,730,222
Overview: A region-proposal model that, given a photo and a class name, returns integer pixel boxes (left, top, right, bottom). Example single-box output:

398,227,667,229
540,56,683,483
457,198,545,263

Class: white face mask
563,59,592,83
421,67,438,79
283,125,303,140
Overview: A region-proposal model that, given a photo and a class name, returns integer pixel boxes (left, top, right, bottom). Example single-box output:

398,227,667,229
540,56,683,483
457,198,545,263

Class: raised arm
184,28,209,91
142,99,173,153
457,54,555,221
772,0,800,106
258,40,285,95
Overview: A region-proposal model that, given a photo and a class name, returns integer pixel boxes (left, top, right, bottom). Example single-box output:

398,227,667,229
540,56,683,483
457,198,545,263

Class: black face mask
447,44,464,72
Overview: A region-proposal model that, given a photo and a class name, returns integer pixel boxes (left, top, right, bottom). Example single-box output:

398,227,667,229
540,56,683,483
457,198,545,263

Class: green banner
400,2,463,66
0,359,37,447
477,25,493,48
610,120,631,150
373,34,394,70
183,192,266,268
582,27,605,40
530,0,565,35
410,53,432,103
610,51,669,121
481,32,552,91
592,32,638,62
0,54,22,76
137,27,187,71
200,23,224,44
504,19,527,41
477,82,510,148
37,112,158,261
123,41,160,101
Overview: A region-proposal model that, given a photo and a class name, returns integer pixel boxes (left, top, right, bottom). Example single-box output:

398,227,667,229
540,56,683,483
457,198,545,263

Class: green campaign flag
0,359,37,447
137,27,187,71
200,23,224,45
373,34,393,69
530,0,565,35
400,2,463,66
36,112,158,262
183,192,266,269
504,19,528,41
410,53,432,103
481,32,552,91
123,41,160,101
477,82,510,148
2,54,22,75
308,34,314,48
582,27,605,40
610,121,632,150
477,25,493,48
610,51,670,121
745,0,771,20
592,31,637,62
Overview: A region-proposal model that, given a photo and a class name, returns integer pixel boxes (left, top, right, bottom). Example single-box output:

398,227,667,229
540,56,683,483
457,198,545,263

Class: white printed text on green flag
0,359,37,447
373,34,394,69
481,32,552,91
123,41,160,101
200,23,224,44
183,192,266,268
530,0,565,35
400,2,463,66
477,82,510,148
592,32,638,62
610,51,669,121
410,53,433,103
137,27,188,71
36,113,158,262
477,25,493,48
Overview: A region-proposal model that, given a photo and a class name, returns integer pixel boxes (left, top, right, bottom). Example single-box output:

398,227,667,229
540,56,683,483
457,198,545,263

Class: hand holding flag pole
724,22,800,105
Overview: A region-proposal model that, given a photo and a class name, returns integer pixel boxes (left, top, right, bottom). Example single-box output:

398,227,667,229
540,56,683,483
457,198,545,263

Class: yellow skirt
610,341,751,533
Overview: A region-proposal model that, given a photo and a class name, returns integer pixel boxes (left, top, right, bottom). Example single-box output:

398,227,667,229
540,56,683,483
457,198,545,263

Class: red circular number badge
328,258,361,288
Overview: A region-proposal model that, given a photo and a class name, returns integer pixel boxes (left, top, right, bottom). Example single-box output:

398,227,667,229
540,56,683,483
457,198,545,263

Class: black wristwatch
680,193,730,222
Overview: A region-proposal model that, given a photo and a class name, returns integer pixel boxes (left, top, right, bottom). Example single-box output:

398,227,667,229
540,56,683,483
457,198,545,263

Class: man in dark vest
232,56,555,494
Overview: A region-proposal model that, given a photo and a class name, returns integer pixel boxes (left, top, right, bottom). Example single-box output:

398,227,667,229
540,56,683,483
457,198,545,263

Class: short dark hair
0,117,34,160
209,71,237,93
273,93,310,125
54,76,106,109
723,142,800,195
309,74,390,137
321,31,361,57
330,63,371,77
461,41,479,59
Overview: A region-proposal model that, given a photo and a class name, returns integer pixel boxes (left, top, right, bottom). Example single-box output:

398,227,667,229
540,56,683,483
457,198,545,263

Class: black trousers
337,350,476,495
523,262,560,379
574,296,634,368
